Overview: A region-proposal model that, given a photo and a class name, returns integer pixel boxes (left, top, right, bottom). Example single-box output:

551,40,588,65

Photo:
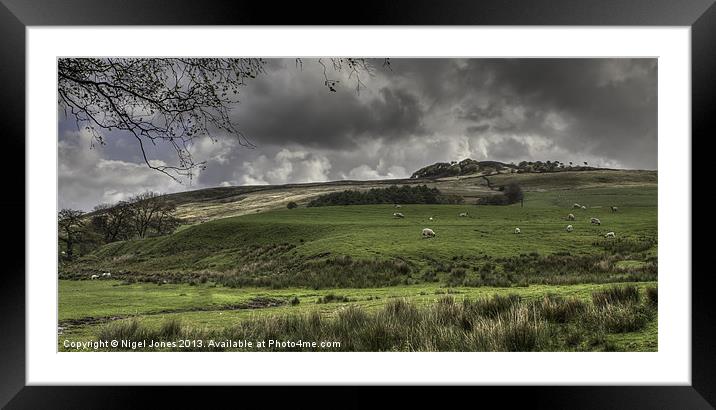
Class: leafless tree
58,209,85,259
58,58,387,181
127,191,166,238
91,202,133,242
150,202,181,236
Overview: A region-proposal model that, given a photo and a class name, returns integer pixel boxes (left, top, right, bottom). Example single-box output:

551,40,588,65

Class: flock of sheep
392,202,620,240
87,201,622,278
392,207,473,238
515,203,618,238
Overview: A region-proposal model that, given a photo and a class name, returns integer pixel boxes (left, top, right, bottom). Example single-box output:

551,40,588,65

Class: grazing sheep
590,217,601,225
611,206,619,212
573,203,581,209
567,213,575,221
422,228,436,238
393,212,405,218
90,274,99,280
459,212,468,217
395,204,402,208
102,272,111,278
429,217,434,221
514,228,521,234
604,232,616,238
581,205,587,210
566,224,574,232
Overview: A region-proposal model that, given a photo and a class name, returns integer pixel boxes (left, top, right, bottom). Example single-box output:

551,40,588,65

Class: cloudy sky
59,58,657,210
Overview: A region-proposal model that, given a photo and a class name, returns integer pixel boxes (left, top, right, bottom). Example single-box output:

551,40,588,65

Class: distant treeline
411,158,598,179
307,185,463,207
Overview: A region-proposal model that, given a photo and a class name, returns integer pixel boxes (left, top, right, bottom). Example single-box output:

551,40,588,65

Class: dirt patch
59,315,128,330
59,297,287,329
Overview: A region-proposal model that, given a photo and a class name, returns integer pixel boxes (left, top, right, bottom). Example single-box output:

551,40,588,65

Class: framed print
2,0,712,407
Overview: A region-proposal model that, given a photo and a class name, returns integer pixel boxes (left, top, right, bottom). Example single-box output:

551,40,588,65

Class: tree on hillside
58,209,85,259
128,191,166,238
58,58,386,181
91,202,133,243
150,202,181,236
503,183,524,207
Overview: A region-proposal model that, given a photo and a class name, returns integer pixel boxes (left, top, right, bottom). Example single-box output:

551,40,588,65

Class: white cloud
59,130,186,210
234,148,332,186
189,136,237,165
343,164,409,180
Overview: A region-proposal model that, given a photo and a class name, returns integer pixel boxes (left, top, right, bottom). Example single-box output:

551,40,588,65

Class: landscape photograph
57,57,657,352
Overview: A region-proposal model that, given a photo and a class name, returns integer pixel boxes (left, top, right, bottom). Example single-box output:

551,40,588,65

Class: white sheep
590,217,601,225
90,274,99,280
459,212,468,217
395,204,402,208
611,206,619,212
567,213,575,221
604,232,616,238
573,203,581,209
429,217,434,221
422,228,436,238
393,212,405,218
566,224,574,232
514,227,521,234
102,272,111,278
581,205,587,210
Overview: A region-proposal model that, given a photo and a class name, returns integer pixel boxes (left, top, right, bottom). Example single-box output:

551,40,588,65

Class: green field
59,174,658,351
59,280,657,352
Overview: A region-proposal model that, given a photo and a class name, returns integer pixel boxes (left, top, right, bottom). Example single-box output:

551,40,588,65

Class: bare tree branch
58,58,390,181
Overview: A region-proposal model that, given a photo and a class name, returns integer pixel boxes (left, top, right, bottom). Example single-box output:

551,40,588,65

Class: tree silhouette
58,209,85,259
91,202,133,242
128,191,166,238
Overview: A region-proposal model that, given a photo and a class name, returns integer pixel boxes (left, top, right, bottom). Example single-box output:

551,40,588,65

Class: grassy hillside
65,184,657,289
164,169,655,222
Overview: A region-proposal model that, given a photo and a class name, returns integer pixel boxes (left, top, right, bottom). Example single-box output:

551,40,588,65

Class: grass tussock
592,285,641,308
316,293,351,304
536,294,587,323
583,304,650,333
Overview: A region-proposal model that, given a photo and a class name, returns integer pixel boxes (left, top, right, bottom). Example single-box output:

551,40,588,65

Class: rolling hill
163,168,656,223
65,167,657,290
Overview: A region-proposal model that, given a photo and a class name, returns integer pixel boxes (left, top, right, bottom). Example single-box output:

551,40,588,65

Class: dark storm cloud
466,124,491,134
453,59,657,167
59,58,657,210
486,137,532,160
232,63,428,149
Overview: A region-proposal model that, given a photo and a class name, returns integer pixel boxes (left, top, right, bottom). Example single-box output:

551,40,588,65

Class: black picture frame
1,0,710,407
